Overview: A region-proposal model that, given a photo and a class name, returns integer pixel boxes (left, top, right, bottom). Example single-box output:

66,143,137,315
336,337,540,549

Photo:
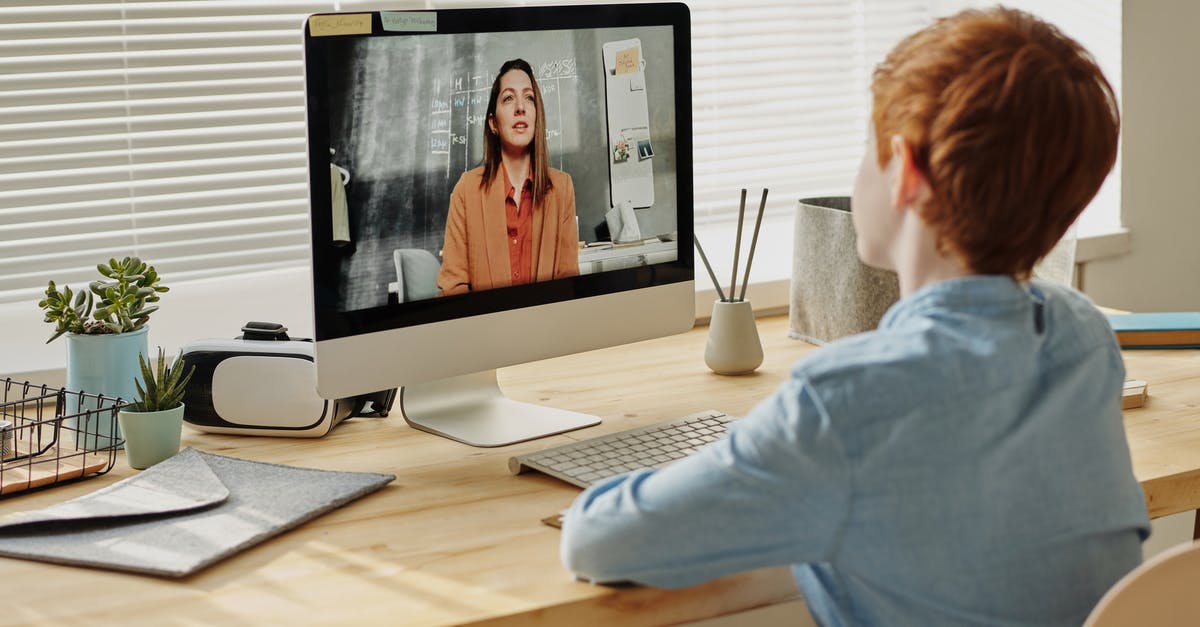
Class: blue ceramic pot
118,403,184,470
65,326,149,450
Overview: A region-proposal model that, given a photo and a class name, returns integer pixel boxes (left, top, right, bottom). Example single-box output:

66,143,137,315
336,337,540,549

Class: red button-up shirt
502,163,534,286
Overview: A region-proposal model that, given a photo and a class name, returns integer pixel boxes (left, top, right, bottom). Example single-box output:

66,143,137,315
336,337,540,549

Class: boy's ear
889,135,932,212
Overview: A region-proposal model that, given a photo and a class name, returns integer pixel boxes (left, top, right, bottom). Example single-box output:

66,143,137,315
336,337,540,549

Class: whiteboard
603,38,654,209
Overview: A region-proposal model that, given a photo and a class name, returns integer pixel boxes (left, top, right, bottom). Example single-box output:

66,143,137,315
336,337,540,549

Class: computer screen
304,3,694,446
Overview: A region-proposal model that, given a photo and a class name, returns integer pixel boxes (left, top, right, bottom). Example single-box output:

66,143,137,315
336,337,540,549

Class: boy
560,7,1149,626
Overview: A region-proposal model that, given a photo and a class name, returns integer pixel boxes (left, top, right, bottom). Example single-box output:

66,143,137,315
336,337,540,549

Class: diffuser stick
738,188,769,301
728,188,747,301
693,235,727,302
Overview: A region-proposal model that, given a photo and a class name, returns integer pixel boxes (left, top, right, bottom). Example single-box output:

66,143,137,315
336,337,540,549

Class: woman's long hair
481,58,553,204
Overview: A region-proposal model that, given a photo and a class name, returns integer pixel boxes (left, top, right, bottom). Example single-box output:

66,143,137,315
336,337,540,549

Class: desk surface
3,315,1200,626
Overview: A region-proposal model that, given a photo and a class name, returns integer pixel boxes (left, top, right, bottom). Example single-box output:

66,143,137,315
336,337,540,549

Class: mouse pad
0,447,394,577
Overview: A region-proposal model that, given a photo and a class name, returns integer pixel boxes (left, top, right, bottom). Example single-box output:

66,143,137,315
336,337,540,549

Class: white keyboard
508,409,732,488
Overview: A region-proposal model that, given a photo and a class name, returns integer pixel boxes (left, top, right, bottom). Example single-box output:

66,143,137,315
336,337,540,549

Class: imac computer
303,3,694,447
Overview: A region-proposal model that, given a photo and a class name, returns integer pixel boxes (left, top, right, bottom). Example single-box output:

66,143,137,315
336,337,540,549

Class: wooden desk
2,315,1199,626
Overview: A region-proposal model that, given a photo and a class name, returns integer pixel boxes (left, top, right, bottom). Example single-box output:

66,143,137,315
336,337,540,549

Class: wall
1084,1,1200,311
1081,0,1200,559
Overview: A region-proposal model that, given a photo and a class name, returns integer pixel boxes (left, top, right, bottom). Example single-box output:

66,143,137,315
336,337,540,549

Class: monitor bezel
303,3,694,342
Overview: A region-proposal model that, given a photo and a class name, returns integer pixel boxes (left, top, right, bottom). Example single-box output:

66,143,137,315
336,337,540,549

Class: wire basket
0,378,126,497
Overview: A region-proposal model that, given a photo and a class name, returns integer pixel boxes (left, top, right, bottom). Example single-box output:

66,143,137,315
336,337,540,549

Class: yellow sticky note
309,14,372,37
615,46,640,75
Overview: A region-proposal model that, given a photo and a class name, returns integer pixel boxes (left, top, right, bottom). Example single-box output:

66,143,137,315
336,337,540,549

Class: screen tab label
381,12,437,32
309,14,372,36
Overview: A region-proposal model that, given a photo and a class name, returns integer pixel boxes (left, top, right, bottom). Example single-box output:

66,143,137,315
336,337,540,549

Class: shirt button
512,238,517,244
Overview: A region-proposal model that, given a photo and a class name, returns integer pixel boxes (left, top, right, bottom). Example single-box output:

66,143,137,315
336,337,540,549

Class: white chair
390,248,441,303
1084,540,1200,626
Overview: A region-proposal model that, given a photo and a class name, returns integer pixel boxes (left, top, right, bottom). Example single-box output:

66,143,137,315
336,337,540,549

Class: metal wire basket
0,378,125,497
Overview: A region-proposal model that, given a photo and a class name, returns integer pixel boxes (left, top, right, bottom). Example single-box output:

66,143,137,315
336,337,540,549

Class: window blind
0,1,344,306
688,0,930,225
0,0,1120,307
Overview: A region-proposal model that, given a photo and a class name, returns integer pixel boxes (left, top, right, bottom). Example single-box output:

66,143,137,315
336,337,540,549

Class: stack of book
1106,312,1200,349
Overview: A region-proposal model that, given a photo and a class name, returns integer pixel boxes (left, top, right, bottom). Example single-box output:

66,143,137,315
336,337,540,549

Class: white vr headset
178,322,395,437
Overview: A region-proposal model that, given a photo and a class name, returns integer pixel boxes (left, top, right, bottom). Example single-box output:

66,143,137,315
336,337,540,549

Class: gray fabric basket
789,196,900,345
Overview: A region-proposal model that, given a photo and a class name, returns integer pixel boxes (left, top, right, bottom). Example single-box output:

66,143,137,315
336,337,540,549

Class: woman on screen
436,59,580,297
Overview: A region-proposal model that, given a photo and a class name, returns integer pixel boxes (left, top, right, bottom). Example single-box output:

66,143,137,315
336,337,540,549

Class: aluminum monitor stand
399,370,599,447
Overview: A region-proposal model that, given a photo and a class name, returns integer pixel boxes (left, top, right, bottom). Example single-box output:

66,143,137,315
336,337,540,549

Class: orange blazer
437,166,580,296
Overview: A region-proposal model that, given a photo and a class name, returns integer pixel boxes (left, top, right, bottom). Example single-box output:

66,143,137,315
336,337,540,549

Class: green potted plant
38,257,169,449
118,347,195,469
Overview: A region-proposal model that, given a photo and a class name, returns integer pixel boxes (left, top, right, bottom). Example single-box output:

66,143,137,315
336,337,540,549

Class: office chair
392,248,440,303
1084,540,1200,626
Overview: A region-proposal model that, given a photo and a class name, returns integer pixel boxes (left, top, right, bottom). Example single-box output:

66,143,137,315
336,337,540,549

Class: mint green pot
65,326,149,450
117,403,184,470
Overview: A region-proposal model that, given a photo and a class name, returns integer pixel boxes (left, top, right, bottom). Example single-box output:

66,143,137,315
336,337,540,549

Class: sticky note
381,11,437,32
309,14,372,37
615,46,640,75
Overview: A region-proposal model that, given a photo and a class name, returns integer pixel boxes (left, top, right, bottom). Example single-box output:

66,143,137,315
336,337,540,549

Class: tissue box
789,197,900,345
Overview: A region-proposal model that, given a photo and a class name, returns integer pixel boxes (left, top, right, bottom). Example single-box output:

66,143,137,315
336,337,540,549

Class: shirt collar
499,162,533,200
879,275,1032,329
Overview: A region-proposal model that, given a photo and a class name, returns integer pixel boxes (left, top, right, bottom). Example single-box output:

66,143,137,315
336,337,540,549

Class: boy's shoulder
1031,278,1100,314
789,324,944,414
1032,279,1119,349
789,280,1118,420
794,325,932,378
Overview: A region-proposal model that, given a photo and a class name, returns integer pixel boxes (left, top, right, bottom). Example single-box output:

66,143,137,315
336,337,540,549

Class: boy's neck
891,210,971,297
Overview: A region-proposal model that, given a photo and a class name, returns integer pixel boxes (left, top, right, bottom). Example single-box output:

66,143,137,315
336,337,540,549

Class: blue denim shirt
561,276,1149,627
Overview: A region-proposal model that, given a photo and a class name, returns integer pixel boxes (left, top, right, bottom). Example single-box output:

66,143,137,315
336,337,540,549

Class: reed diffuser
695,188,768,374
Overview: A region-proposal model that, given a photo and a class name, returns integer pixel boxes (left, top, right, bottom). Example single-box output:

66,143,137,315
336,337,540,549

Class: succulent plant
38,256,169,343
131,347,195,413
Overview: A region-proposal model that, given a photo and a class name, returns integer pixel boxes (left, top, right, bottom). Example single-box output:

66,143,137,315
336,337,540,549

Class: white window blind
688,0,930,225
0,0,1121,308
689,0,1120,231
0,1,349,306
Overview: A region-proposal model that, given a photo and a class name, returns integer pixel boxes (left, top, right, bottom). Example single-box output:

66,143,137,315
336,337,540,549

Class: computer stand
399,370,600,447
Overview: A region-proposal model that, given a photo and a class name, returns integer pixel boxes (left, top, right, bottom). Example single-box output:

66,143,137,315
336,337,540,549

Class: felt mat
0,447,395,577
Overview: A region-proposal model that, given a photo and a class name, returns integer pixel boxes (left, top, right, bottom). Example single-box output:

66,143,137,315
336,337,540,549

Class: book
1105,312,1200,348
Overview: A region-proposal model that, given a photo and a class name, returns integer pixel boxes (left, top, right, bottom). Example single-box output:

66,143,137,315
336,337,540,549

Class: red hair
871,7,1119,277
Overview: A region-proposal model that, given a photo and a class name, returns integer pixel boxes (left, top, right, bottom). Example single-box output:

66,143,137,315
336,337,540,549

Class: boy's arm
560,376,852,588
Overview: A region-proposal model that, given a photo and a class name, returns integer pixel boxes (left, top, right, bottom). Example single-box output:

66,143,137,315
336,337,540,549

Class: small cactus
131,347,195,413
37,256,169,343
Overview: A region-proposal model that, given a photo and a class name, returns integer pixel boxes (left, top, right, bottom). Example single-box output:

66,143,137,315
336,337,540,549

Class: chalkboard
321,26,678,310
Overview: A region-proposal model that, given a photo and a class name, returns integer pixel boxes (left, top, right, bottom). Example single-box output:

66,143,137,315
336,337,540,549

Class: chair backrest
393,248,441,303
1084,540,1200,627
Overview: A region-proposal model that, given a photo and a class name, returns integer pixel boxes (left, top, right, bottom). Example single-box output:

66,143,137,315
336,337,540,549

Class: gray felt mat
0,447,395,577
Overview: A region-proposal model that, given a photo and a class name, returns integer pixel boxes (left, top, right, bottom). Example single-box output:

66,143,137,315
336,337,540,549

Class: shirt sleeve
560,375,852,588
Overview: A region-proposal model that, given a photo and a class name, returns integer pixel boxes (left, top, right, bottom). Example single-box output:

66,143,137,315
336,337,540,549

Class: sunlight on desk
212,540,538,623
